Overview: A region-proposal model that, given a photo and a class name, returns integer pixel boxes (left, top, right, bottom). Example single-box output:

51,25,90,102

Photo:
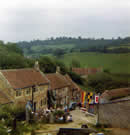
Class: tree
71,59,81,68
53,49,66,57
39,56,56,73
86,73,129,93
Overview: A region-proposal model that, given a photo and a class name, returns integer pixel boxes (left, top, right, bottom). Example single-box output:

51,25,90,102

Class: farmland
60,52,130,74
31,44,75,52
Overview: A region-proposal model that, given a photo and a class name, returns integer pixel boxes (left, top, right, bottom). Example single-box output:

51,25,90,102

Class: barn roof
72,67,102,76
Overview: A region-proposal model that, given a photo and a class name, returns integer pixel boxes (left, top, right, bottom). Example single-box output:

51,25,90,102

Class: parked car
69,102,77,110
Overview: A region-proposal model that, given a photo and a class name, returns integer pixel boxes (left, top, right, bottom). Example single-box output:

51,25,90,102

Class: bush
53,110,64,117
0,123,8,135
68,71,85,85
86,73,129,93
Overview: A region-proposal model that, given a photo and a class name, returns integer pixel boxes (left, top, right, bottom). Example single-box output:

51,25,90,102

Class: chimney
34,61,40,71
56,66,60,73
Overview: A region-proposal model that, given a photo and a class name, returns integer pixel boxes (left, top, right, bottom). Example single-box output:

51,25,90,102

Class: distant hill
17,37,130,57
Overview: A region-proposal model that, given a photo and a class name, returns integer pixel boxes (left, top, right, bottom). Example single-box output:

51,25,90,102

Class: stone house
0,64,49,111
100,87,130,103
64,74,81,103
98,88,130,128
0,90,13,105
46,72,81,108
72,67,102,78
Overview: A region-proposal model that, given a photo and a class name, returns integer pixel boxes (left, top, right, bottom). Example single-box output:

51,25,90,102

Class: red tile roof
100,88,130,100
0,90,12,105
64,74,82,92
46,73,70,90
72,67,102,76
1,69,49,89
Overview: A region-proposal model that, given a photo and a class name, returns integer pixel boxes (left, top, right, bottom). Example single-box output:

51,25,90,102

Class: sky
0,0,130,42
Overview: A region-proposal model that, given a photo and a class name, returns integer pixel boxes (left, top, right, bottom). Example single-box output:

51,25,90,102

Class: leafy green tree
86,73,129,93
53,49,66,57
71,59,81,68
39,56,56,73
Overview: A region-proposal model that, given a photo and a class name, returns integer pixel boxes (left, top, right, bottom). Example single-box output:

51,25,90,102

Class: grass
31,44,75,52
108,43,130,49
60,52,130,74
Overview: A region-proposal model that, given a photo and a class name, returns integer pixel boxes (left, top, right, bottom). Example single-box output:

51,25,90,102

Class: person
63,114,66,123
64,105,67,112
69,115,72,122
78,102,82,109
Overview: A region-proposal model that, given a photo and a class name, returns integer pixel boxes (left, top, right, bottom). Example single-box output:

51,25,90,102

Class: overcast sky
0,0,130,42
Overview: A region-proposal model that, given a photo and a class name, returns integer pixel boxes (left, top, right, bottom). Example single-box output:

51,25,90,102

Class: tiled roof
72,67,102,76
100,88,130,100
64,74,82,91
1,69,49,89
0,90,12,105
46,73,70,90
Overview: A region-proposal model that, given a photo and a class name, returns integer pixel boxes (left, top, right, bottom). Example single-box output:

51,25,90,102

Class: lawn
61,52,130,74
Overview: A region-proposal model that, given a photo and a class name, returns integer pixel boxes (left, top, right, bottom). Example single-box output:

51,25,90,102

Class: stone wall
14,85,49,110
98,99,130,128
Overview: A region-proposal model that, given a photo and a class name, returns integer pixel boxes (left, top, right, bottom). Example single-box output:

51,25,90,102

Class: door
34,102,37,112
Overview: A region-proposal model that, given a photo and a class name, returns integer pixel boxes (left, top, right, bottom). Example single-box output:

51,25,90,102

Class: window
32,86,38,93
16,90,22,97
26,88,31,95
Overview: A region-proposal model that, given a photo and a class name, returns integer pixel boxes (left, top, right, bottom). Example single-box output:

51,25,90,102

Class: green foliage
71,59,81,68
0,42,33,69
17,36,130,57
55,60,69,74
0,123,8,135
39,56,56,73
62,52,130,74
0,105,26,135
86,73,129,93
53,48,66,57
68,71,85,85
6,43,23,55
53,110,64,117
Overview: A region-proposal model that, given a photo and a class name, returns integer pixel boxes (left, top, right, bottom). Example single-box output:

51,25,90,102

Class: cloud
0,0,130,41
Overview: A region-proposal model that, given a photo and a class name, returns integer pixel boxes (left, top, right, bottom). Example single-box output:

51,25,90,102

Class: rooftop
46,73,70,90
72,67,102,76
1,68,49,89
100,88,130,101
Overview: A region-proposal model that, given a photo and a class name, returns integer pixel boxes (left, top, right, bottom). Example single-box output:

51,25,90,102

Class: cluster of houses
0,64,104,111
0,62,82,111
0,62,130,128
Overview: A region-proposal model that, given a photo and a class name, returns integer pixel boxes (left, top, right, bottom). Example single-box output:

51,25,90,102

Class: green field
60,52,130,74
31,44,75,52
108,43,130,50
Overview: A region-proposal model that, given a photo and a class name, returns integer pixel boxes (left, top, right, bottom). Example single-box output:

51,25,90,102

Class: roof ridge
57,73,71,85
0,68,34,72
